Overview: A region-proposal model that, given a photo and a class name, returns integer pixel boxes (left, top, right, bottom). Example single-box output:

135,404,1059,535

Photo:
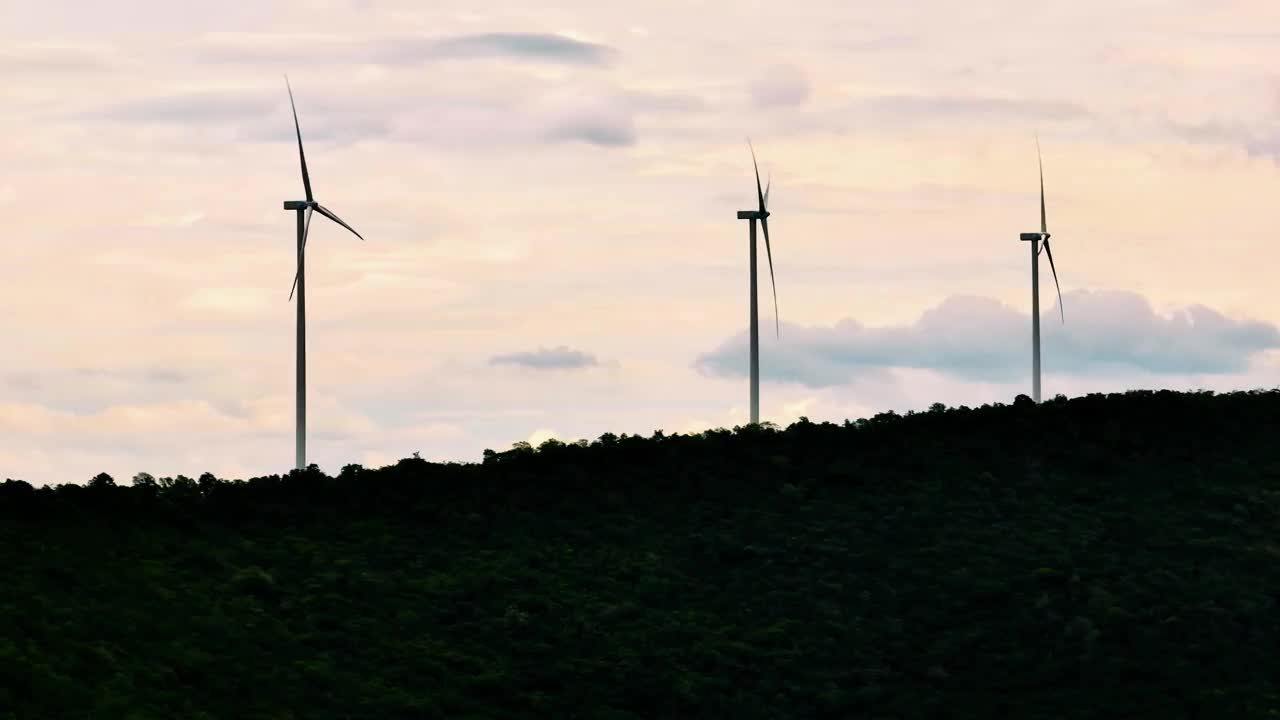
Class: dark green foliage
3,389,1280,718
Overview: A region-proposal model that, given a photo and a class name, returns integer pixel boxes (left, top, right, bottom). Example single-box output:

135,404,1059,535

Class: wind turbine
1018,137,1064,404
281,77,365,471
735,140,779,425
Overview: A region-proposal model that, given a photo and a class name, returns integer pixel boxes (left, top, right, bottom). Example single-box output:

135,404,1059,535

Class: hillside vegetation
3,390,1280,719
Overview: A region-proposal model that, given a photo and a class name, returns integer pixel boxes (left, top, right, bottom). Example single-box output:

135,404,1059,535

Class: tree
0,479,33,500
198,473,219,494
88,473,116,488
159,475,196,494
131,473,158,488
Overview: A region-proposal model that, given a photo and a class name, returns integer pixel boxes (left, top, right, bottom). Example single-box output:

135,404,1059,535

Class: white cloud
750,64,811,108
491,346,600,370
527,428,558,446
697,291,1280,387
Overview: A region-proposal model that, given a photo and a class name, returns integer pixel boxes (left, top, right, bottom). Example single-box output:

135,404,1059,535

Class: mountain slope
2,390,1279,719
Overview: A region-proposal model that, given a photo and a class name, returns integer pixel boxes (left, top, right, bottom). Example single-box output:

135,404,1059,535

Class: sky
3,0,1280,485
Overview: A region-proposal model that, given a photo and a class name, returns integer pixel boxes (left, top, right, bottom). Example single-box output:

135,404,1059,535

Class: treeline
2,388,1279,719
6,388,1279,514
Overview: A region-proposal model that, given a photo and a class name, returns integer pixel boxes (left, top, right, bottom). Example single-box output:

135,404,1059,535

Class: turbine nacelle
283,200,312,211
1020,232,1050,242
736,210,769,220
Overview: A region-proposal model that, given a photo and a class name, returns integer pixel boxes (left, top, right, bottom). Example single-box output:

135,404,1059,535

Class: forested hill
3,389,1280,719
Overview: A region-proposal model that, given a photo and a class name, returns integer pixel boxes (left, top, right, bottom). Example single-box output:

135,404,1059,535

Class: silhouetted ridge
2,388,1279,718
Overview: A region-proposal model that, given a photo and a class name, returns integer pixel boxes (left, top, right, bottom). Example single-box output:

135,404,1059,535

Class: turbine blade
749,139,766,214
1037,135,1047,235
764,174,771,209
286,76,314,203
315,204,365,241
289,207,314,301
761,215,779,337
1042,239,1064,323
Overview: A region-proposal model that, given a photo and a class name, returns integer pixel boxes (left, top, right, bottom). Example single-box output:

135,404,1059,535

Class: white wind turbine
1018,138,1064,403
735,141,779,425
281,77,366,470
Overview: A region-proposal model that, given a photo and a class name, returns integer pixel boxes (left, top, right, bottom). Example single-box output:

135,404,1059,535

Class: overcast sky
3,0,1280,484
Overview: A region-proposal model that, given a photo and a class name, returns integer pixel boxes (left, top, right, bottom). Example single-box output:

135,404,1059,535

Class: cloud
70,367,190,384
93,81,639,149
532,85,672,147
625,91,707,115
857,94,1091,122
2,365,228,420
191,32,617,68
0,44,116,73
191,32,360,65
490,346,600,370
750,64,812,108
695,291,1280,387
527,428,559,446
1170,120,1280,160
543,112,636,147
94,86,396,147
400,32,617,65
0,400,247,438
99,91,275,125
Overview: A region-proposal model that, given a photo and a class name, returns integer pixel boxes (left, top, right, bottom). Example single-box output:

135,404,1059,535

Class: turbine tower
1019,138,1064,404
735,141,779,425
282,77,365,471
